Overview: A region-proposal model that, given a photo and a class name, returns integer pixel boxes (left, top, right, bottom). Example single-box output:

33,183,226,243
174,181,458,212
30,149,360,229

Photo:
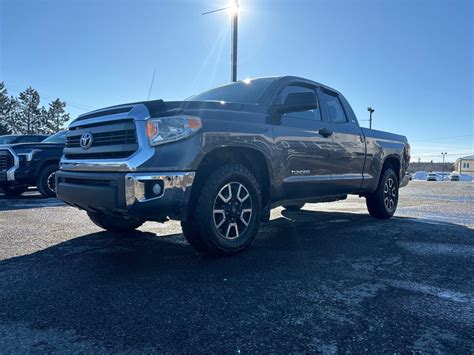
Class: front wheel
181,163,262,256
0,184,28,197
87,212,145,233
37,165,59,198
366,168,399,219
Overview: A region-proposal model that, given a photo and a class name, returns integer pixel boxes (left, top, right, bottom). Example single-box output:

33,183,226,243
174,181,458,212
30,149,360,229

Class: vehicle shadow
0,210,473,352
0,192,64,211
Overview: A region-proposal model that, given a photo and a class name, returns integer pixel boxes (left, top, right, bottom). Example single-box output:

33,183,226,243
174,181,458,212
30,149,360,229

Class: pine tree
38,106,50,134
18,87,41,134
0,82,11,135
0,84,71,135
46,99,70,133
3,98,22,134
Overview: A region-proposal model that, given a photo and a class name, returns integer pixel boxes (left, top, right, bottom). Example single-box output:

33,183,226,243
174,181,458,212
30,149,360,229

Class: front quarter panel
138,109,275,176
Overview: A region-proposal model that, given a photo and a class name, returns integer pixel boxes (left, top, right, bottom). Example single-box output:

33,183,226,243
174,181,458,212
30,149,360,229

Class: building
455,154,474,176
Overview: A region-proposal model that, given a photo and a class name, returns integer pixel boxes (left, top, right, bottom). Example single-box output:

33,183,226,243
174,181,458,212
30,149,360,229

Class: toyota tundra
56,76,410,255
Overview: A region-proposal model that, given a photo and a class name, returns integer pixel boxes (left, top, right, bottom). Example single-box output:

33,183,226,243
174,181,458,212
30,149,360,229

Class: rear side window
278,85,322,121
322,91,347,123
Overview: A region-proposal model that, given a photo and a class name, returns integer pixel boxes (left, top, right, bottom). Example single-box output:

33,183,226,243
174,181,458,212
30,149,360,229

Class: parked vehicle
0,134,49,145
56,76,410,256
427,173,439,181
0,131,66,197
450,173,460,181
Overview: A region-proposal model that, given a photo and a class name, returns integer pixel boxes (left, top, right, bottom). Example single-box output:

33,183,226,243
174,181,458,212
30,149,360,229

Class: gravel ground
0,181,473,353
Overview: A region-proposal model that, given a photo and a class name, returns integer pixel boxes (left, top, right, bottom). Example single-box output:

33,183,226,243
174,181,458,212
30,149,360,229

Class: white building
455,154,474,176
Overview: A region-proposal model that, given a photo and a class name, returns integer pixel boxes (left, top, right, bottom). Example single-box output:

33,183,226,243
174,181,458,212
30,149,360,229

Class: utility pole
203,0,239,82
441,152,447,180
231,0,238,82
367,107,374,129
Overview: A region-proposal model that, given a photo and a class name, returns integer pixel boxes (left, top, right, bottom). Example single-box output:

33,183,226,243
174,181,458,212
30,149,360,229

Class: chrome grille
66,129,137,148
0,150,14,171
64,120,138,160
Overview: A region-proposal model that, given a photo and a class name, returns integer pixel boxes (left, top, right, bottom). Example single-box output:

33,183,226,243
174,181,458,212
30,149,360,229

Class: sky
1,0,472,162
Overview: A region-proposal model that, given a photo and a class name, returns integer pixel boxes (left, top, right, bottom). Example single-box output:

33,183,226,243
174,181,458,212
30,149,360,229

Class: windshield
0,136,17,144
186,78,278,104
43,131,66,144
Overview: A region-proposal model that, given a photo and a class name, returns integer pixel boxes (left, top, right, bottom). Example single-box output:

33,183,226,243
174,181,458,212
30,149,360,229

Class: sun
229,0,239,15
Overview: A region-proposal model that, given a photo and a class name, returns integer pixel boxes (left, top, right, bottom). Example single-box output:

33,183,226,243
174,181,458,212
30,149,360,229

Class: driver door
271,82,333,200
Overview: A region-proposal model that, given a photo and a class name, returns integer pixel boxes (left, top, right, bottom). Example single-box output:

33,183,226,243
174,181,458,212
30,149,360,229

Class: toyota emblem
80,133,93,150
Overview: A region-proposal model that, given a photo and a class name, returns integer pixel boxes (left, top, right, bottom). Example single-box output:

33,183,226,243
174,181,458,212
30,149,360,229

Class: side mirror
272,92,319,115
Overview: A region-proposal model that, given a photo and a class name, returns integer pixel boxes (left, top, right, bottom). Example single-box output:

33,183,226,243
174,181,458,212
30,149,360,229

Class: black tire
0,184,28,197
181,163,262,256
366,168,399,219
87,212,144,233
37,164,59,198
283,203,305,211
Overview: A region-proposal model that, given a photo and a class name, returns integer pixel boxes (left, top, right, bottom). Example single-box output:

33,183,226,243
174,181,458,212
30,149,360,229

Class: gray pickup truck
56,76,410,256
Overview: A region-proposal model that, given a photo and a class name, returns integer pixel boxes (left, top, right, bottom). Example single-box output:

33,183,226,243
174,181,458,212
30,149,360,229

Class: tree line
0,82,70,136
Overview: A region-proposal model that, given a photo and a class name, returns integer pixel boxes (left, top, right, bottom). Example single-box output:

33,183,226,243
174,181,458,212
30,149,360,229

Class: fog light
152,183,162,196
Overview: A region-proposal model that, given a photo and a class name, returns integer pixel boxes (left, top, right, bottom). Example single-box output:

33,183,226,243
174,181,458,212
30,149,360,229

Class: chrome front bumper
0,148,19,182
56,170,195,221
124,172,195,207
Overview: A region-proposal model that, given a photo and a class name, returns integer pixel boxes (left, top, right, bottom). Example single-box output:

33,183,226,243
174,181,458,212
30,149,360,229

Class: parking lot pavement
0,181,473,353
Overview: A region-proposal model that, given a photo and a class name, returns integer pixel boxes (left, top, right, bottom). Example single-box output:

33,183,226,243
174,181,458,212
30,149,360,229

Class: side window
322,91,347,123
278,85,322,121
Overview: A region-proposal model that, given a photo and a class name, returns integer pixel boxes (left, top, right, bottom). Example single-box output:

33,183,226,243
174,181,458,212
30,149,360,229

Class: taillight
406,143,411,162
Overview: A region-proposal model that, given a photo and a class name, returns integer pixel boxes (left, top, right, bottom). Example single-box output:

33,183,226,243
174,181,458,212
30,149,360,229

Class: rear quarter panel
361,128,408,192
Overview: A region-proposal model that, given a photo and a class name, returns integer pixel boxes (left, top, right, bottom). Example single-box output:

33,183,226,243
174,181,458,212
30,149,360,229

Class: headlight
146,115,202,146
15,149,39,162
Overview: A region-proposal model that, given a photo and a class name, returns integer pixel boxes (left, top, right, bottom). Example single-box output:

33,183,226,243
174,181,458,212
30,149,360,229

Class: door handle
318,127,333,138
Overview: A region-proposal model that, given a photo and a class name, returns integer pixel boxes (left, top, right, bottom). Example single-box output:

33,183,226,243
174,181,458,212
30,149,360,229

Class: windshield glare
43,131,66,144
186,78,277,104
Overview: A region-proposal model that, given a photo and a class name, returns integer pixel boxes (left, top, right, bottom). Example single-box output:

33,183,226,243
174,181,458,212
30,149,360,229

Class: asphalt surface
0,181,473,353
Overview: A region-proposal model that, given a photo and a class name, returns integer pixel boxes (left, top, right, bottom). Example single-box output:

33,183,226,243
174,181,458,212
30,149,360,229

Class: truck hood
70,99,246,127
7,142,65,151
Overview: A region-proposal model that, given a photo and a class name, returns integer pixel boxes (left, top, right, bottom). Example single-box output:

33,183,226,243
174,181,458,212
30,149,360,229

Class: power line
6,84,95,112
413,152,472,158
410,134,473,143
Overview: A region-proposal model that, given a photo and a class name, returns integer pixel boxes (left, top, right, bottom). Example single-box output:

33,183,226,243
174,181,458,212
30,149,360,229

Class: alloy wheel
47,171,57,193
383,177,397,211
213,182,253,240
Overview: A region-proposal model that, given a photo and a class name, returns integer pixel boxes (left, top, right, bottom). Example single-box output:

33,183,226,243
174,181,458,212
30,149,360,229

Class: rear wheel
87,212,145,233
181,163,262,256
366,168,399,219
37,165,59,198
0,184,28,197
283,203,305,211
